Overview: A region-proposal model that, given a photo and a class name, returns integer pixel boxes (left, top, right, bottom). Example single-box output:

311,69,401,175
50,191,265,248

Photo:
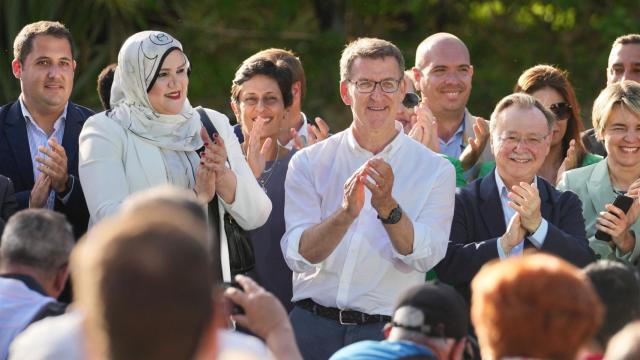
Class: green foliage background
1,0,638,130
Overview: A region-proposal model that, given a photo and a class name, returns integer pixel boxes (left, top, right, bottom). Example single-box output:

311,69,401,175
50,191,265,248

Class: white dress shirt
494,169,549,258
282,123,455,316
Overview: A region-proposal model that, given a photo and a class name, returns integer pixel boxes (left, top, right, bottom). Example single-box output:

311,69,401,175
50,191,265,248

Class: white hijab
109,31,203,152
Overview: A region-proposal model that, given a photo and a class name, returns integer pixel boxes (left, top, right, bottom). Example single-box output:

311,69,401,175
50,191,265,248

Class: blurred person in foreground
330,282,469,360
10,186,300,360
558,81,640,263
604,321,640,360
578,261,640,359
0,209,73,360
471,253,603,360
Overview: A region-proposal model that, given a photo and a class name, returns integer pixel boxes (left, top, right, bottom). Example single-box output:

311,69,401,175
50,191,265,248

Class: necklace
258,145,281,192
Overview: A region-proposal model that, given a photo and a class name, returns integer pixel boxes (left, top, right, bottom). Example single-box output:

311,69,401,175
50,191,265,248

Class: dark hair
584,261,640,347
613,34,640,47
230,58,293,108
515,64,587,165
13,21,75,64
250,48,306,100
97,63,117,111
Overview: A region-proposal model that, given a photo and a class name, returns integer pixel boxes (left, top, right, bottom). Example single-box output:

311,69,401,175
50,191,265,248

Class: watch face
381,205,402,224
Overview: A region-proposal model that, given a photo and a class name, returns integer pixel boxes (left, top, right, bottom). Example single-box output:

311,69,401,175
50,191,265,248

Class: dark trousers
289,306,386,360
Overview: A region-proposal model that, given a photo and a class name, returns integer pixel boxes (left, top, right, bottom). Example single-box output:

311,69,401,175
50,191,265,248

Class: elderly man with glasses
281,37,455,360
434,92,595,305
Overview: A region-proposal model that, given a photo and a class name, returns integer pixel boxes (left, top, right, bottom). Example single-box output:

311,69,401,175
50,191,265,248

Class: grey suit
558,160,640,263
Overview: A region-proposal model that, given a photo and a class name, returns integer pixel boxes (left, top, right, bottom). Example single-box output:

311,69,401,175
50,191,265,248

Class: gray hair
1,209,74,270
489,92,556,135
339,37,404,81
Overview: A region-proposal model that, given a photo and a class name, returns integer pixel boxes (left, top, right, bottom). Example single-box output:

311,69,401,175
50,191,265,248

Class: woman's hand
412,99,440,152
194,129,217,203
556,139,578,185
596,198,640,253
245,117,271,178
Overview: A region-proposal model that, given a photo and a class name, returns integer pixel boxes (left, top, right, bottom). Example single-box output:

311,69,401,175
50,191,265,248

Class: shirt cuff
497,237,509,259
527,219,548,249
56,175,74,204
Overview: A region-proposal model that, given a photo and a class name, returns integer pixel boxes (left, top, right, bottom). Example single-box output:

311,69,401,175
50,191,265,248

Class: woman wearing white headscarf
79,31,271,281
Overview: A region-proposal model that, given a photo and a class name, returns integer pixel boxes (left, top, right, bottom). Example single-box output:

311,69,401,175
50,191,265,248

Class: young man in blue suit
0,21,93,238
435,93,595,303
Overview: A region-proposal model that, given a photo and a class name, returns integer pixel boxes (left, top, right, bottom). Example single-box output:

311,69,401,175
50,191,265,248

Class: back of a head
392,282,469,341
471,254,603,360
584,260,640,348
72,208,214,360
0,209,74,273
97,63,117,111
604,321,640,360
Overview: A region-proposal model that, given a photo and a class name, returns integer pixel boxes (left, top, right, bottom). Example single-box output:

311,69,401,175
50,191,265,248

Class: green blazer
557,160,640,263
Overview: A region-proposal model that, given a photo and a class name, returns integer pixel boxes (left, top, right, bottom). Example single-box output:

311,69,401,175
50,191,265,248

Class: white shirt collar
494,167,538,196
346,121,404,159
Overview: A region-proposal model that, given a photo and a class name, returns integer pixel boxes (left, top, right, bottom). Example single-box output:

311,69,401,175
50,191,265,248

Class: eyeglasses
402,92,421,108
548,102,572,121
348,77,403,93
239,95,282,108
498,134,549,148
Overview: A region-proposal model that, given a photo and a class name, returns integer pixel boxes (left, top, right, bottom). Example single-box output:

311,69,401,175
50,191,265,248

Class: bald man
413,33,492,179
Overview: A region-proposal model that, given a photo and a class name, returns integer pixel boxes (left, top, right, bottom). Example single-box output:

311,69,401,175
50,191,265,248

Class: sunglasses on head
548,102,572,120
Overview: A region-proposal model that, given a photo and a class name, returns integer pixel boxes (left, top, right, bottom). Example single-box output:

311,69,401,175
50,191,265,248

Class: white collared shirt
282,122,455,316
282,112,309,150
20,96,67,209
494,169,548,258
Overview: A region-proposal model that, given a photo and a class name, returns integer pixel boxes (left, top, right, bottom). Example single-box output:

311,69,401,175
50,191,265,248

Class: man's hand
500,213,526,255
362,158,396,219
35,138,68,193
556,139,578,185
342,166,366,220
224,275,302,360
245,117,271,178
507,182,542,234
292,116,330,149
412,98,440,152
459,117,489,171
29,173,51,208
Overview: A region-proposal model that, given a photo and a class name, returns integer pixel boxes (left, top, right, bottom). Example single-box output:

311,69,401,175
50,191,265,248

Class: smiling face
530,87,568,147
232,74,285,140
491,105,551,186
340,56,405,135
414,38,473,117
607,43,640,85
603,104,640,169
12,34,75,115
147,49,188,115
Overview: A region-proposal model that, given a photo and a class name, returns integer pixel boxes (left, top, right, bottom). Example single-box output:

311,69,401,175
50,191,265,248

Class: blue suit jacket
0,100,93,238
435,169,595,302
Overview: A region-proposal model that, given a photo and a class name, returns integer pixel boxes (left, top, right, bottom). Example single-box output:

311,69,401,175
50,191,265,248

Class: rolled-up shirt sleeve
389,160,455,272
281,150,321,273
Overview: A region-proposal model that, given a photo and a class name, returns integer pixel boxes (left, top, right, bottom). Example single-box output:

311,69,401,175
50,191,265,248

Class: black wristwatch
56,174,74,200
377,204,402,224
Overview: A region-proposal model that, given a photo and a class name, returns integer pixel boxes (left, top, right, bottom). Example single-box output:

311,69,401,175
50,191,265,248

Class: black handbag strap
196,107,223,282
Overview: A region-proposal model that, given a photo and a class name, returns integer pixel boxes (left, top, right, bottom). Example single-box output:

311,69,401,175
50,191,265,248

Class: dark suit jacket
435,169,595,302
0,101,93,238
0,175,18,235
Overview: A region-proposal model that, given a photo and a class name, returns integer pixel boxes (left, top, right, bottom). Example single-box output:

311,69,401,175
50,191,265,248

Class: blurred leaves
1,0,639,130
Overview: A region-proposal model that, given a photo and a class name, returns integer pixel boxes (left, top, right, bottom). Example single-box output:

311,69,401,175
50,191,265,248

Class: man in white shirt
281,37,455,360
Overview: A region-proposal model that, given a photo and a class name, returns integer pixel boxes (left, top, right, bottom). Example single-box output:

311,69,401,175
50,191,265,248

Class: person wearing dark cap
329,282,468,360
